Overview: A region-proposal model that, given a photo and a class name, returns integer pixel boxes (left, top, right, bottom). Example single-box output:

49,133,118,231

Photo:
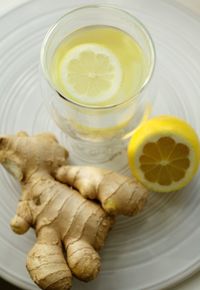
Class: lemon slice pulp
128,115,200,192
59,43,122,105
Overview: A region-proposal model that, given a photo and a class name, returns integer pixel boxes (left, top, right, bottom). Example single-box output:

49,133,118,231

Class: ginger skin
0,132,148,290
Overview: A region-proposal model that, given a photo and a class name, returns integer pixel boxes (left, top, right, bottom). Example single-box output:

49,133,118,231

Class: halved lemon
59,43,122,105
128,115,200,192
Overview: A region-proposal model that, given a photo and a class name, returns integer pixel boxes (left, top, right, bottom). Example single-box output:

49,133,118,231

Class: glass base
64,135,131,175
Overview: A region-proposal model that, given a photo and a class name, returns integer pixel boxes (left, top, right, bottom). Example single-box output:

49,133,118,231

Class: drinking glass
40,5,156,170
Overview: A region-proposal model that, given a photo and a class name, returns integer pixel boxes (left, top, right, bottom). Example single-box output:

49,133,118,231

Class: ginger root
0,132,148,290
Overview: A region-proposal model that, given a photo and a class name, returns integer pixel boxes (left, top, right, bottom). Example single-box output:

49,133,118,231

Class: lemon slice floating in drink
128,115,200,192
59,43,122,105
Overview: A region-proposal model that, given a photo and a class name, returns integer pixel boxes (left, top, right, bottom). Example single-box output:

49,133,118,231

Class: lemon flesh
59,43,122,105
128,115,200,192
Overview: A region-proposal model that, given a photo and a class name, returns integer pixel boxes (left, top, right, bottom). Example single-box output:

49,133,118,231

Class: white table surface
0,0,200,289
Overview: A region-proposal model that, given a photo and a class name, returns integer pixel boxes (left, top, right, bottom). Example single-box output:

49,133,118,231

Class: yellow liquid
51,25,147,106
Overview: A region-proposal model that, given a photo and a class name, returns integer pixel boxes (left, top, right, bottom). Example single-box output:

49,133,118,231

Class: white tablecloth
0,0,200,289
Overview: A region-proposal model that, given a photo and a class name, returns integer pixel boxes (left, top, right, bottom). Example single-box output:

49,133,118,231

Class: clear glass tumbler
40,5,156,170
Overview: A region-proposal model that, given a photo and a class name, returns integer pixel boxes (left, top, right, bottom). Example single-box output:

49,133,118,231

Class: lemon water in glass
40,5,155,169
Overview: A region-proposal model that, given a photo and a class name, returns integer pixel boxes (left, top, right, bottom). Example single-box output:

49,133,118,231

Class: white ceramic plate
1,0,200,289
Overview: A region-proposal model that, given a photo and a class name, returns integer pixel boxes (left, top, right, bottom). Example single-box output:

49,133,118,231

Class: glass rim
40,4,156,110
